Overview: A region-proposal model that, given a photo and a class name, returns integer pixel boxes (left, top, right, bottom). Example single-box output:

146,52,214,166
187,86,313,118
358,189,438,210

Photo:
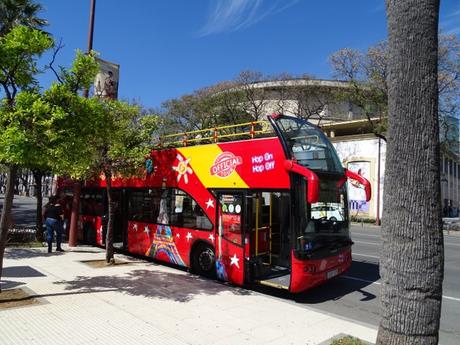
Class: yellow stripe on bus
178,145,249,188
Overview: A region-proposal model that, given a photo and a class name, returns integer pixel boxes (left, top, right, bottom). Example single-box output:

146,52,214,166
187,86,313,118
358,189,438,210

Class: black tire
192,244,216,278
329,216,337,222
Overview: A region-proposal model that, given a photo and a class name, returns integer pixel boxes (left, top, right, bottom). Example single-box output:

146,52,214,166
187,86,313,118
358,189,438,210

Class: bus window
80,189,105,216
275,116,343,174
128,189,161,223
157,190,170,225
167,189,213,230
220,194,243,245
306,179,349,235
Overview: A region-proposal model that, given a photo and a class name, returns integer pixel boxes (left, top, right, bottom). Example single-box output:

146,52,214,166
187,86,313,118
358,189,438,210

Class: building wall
332,137,386,220
442,155,460,216
332,137,460,219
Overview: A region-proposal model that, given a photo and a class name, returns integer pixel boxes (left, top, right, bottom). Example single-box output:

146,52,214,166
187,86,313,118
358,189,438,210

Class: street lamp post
68,0,97,247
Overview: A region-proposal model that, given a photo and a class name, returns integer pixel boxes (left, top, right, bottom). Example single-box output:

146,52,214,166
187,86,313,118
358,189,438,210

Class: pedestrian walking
43,195,64,253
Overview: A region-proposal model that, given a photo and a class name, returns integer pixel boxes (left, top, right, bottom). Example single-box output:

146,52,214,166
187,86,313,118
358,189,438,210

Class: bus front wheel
192,244,216,278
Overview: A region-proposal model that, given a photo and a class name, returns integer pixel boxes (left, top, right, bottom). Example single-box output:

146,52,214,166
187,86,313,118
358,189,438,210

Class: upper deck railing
157,120,274,148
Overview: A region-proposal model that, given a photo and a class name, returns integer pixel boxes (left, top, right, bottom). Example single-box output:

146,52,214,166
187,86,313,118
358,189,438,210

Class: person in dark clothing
43,195,64,253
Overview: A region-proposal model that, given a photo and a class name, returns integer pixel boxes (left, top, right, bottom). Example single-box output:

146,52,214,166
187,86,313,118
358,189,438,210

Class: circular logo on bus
210,152,243,178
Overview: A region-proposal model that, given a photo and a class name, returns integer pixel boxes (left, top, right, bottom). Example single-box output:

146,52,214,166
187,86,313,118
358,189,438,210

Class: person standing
43,195,64,253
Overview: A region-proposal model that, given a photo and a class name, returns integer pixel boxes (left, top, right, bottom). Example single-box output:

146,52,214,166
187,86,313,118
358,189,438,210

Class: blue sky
37,0,460,109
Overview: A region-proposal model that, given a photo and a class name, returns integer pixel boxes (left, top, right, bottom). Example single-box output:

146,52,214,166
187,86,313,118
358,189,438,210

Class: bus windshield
274,116,343,174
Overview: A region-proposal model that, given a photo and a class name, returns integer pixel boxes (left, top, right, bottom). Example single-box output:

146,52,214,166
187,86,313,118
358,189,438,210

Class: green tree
330,34,460,149
157,82,252,138
0,0,47,36
0,26,53,288
88,100,157,263
0,0,48,238
376,0,443,344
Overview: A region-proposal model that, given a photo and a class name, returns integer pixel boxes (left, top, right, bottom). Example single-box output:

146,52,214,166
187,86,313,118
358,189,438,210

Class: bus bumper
289,247,352,293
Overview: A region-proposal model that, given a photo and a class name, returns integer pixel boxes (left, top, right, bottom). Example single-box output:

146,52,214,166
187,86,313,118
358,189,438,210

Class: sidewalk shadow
0,280,26,290
252,260,380,304
56,269,251,303
5,248,63,260
3,266,46,278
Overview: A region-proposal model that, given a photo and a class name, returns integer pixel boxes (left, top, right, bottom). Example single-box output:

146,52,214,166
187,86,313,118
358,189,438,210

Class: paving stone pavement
0,245,377,345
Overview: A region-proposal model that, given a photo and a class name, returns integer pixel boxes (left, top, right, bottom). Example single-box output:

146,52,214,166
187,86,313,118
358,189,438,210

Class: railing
158,120,273,147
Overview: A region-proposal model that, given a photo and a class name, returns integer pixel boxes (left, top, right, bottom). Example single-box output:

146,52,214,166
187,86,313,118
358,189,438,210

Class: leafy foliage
0,25,53,101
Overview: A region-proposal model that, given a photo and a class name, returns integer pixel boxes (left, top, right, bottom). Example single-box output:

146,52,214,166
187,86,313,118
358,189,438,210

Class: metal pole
87,0,96,53
69,0,96,247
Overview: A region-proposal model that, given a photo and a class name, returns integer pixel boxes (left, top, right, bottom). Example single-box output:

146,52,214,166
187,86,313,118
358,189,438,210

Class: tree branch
45,38,64,84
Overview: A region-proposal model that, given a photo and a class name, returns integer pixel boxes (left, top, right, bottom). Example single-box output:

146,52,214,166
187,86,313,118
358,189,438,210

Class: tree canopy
330,33,460,150
0,0,47,37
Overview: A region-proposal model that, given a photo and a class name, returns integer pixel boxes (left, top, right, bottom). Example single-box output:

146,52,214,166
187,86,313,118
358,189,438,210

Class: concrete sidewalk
0,245,377,345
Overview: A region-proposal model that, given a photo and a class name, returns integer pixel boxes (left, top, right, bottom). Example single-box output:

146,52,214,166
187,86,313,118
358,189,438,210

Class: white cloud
197,0,299,37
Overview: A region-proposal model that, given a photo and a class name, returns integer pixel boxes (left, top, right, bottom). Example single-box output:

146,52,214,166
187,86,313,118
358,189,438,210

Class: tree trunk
0,165,18,292
104,170,115,264
377,1,443,344
32,170,44,241
68,182,81,247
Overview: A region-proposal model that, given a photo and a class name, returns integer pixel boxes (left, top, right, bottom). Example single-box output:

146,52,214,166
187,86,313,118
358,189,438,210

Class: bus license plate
326,269,338,279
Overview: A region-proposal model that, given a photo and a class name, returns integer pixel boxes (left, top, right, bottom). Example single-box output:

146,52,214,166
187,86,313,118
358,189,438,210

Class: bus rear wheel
192,244,216,278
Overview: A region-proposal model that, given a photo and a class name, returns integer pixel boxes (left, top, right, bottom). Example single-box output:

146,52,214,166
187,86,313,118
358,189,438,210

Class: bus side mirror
284,160,319,204
345,168,372,201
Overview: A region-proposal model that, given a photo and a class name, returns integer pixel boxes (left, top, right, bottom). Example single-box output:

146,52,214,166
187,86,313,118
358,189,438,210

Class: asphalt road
256,225,460,345
4,195,460,344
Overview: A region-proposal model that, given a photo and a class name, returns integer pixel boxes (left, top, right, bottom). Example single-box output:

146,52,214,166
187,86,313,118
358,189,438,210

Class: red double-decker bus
63,114,370,293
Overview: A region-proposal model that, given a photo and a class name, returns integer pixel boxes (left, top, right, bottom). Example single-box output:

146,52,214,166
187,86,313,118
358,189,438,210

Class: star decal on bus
144,226,150,234
133,224,138,231
208,234,215,242
172,154,193,184
230,253,240,269
186,232,193,241
205,198,214,209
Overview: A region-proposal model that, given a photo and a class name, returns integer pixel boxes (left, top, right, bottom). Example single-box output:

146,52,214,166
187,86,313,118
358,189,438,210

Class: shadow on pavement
251,260,380,304
0,288,118,303
56,269,252,303
5,248,63,260
0,280,26,290
3,266,46,278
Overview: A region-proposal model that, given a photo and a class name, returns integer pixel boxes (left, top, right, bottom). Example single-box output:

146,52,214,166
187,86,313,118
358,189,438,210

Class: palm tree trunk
0,165,18,292
377,1,443,344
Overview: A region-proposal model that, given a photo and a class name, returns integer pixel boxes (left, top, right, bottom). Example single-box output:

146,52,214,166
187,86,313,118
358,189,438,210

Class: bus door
247,191,291,287
216,193,246,286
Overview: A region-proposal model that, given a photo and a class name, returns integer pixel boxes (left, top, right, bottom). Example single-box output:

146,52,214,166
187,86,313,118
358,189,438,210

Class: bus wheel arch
190,240,216,278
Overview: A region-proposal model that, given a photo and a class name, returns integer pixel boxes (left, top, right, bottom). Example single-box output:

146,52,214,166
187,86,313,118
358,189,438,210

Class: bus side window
169,189,212,230
220,194,243,245
157,189,170,225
